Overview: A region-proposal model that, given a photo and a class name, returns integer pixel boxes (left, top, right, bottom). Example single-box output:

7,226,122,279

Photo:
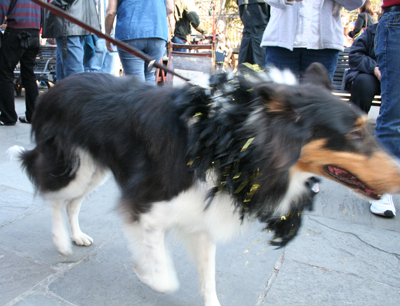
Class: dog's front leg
123,219,180,293
51,200,72,255
185,232,221,306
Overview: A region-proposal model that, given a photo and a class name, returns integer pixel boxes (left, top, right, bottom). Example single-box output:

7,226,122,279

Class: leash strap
30,0,190,82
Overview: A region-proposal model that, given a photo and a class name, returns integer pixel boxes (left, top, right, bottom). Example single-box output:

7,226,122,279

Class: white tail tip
7,145,25,162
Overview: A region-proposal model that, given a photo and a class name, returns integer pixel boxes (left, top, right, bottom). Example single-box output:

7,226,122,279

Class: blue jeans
118,38,165,83
374,11,400,159
172,36,188,52
84,38,116,74
265,47,339,82
55,36,85,81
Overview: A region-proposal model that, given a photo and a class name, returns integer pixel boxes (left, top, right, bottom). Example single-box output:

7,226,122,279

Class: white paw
72,232,93,246
132,264,180,293
204,297,221,306
53,232,73,256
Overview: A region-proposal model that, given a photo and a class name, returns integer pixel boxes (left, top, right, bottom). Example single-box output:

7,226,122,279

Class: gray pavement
1,93,399,306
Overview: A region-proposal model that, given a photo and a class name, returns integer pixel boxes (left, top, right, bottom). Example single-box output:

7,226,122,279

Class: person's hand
106,40,114,52
374,66,381,81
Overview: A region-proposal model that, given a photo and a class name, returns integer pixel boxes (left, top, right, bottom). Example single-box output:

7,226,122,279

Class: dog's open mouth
324,165,380,200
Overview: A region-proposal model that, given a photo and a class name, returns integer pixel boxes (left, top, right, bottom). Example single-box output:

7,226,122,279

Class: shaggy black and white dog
12,68,400,306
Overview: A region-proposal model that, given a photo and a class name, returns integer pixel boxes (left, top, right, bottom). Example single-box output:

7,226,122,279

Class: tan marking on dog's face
296,139,400,196
347,116,369,138
265,99,287,113
355,116,368,128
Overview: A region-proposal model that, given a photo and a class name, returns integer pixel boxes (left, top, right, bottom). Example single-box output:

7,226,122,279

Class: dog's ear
301,62,333,90
254,83,296,114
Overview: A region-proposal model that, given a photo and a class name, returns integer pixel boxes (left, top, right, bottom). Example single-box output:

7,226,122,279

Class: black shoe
0,120,16,126
19,116,31,124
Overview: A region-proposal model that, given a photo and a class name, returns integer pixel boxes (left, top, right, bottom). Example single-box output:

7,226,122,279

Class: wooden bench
14,45,57,96
332,48,381,107
166,43,214,86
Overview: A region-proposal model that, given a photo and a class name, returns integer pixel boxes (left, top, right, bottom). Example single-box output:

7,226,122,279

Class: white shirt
261,0,365,52
293,0,323,49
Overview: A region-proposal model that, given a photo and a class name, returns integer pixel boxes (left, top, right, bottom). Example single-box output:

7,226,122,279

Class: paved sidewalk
0,94,399,306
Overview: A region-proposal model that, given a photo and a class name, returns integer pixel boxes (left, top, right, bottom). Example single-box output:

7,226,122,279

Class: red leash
30,0,190,81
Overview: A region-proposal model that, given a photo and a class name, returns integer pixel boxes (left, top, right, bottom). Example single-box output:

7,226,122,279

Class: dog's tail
7,145,26,163
7,145,39,185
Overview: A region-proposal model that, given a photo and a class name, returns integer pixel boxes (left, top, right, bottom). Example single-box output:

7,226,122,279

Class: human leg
101,49,116,74
118,38,146,80
171,36,188,52
374,11,400,159
238,3,269,68
19,46,40,122
265,46,301,77
369,194,396,217
64,36,85,77
55,39,64,81
349,73,380,114
300,48,339,82
55,36,85,80
84,38,107,72
143,38,165,83
369,11,400,217
0,29,22,124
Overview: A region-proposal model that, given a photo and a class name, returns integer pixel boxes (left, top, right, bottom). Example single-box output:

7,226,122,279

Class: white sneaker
369,194,396,217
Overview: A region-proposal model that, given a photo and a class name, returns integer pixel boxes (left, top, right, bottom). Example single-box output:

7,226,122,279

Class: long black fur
21,71,363,246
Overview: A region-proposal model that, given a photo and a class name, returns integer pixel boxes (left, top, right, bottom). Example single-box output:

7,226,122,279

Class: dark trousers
238,3,270,68
349,73,380,114
0,28,40,124
265,46,339,83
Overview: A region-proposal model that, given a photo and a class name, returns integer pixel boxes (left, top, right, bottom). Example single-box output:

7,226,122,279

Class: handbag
354,13,369,40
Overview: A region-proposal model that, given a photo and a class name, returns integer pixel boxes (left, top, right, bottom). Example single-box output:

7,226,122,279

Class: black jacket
348,12,375,38
345,23,378,90
42,0,100,38
173,0,205,42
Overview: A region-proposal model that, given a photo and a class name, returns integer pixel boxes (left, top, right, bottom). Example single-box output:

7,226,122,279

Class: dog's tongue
326,165,379,200
327,166,362,186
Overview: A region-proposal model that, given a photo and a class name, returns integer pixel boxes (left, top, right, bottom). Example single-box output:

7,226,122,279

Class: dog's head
240,66,400,200
256,65,400,244
187,65,400,245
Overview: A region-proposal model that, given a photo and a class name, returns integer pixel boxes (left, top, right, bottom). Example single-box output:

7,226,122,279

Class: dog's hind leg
48,151,110,254
184,232,220,306
65,166,109,247
123,215,180,293
66,197,93,246
52,196,94,254
51,200,73,255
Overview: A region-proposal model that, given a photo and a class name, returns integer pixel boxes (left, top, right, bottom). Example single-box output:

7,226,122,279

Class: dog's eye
347,129,363,140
